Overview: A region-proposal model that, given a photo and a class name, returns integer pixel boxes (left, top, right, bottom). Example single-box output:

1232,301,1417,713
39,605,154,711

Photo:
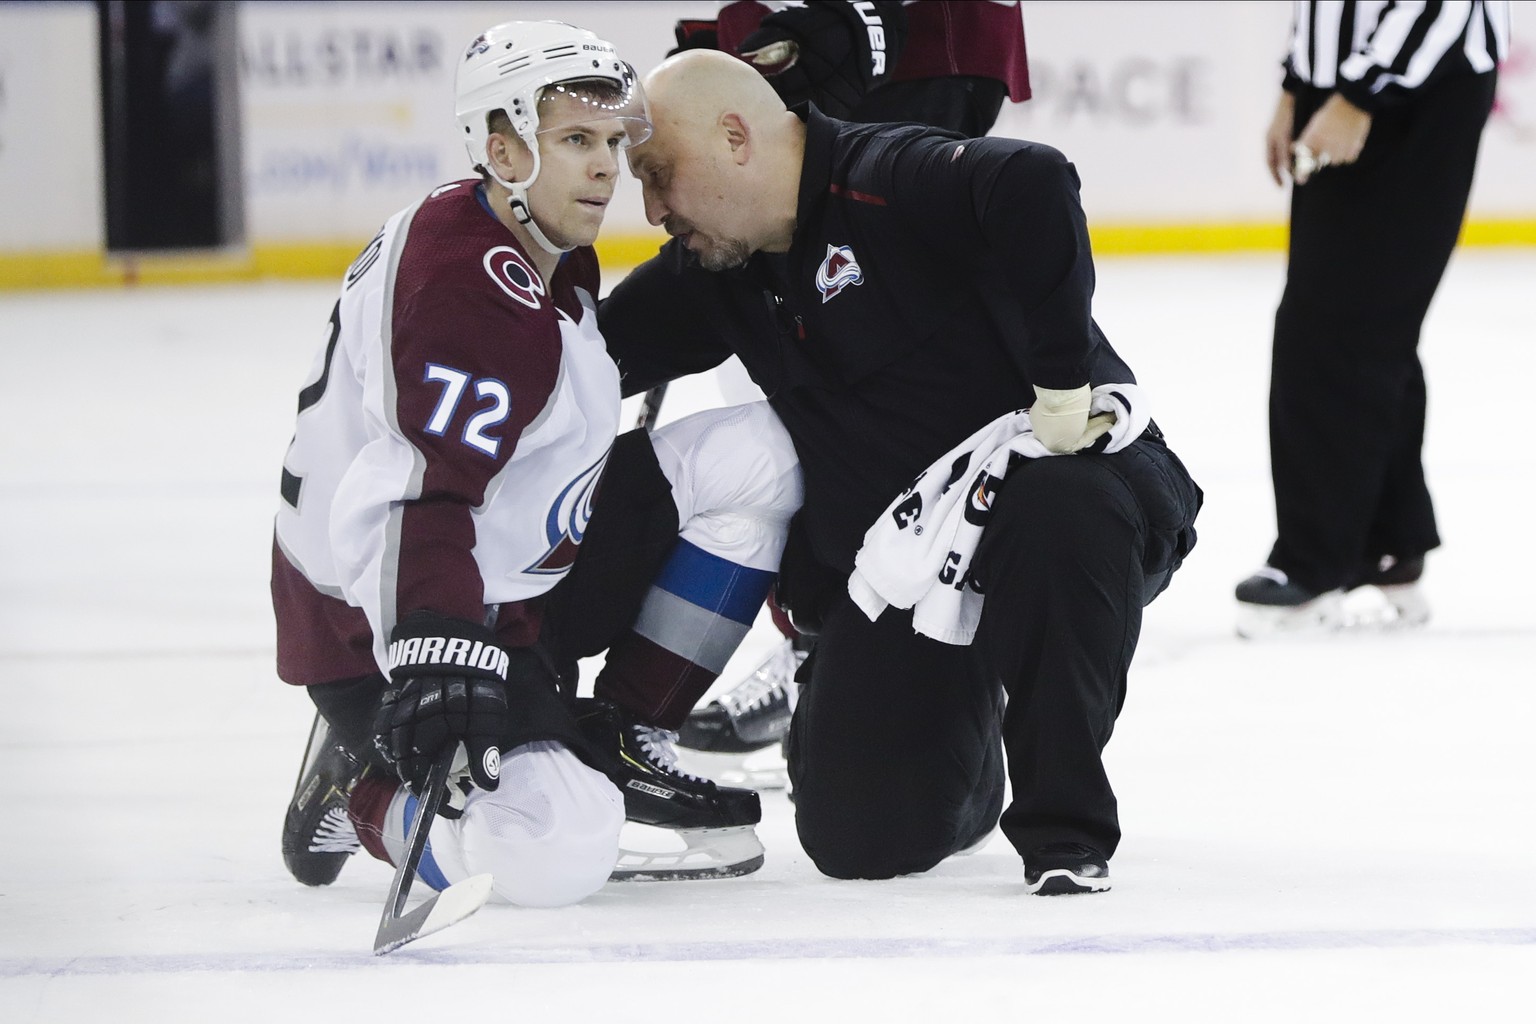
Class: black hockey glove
373,612,511,795
738,1,907,118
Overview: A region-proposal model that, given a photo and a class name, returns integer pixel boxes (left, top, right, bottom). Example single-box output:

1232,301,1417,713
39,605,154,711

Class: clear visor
534,66,652,148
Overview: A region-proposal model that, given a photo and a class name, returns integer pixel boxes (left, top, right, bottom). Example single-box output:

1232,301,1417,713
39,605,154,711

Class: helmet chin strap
487,141,572,256
506,187,570,256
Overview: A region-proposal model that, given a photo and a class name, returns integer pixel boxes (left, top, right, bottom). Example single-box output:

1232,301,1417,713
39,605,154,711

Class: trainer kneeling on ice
602,50,1203,895
273,21,801,909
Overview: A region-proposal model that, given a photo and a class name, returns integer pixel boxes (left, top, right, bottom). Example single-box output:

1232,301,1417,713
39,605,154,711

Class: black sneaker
577,700,764,880
281,712,366,887
677,638,803,755
1024,842,1111,895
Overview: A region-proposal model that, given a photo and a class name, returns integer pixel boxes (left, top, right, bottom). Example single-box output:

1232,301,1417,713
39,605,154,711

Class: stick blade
373,873,493,956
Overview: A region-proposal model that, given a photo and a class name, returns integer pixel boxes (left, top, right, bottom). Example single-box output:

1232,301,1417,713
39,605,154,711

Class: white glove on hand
1031,384,1103,453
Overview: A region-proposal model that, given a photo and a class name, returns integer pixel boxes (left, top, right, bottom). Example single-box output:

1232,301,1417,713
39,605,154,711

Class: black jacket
601,108,1135,580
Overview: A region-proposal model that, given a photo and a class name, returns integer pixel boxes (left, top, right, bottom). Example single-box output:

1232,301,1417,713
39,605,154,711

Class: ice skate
1237,557,1430,637
675,636,804,789
1352,554,1430,629
281,711,366,886
1234,567,1347,639
577,700,765,881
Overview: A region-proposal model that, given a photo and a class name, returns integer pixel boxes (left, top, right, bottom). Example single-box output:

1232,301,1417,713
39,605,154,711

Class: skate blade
1373,583,1431,628
1235,591,1346,639
291,711,331,796
1237,586,1430,639
609,824,766,882
674,747,789,791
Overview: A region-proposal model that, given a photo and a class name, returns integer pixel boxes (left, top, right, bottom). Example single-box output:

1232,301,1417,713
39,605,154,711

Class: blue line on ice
5,927,1534,977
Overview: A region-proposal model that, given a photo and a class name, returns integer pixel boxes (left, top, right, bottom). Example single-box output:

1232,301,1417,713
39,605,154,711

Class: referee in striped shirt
1236,1,1511,631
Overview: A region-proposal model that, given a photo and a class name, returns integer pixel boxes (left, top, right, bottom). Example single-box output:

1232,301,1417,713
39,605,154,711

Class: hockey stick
634,383,668,431
373,746,493,955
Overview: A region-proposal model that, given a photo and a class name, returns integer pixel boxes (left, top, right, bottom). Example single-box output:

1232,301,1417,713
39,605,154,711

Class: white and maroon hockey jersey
272,180,620,685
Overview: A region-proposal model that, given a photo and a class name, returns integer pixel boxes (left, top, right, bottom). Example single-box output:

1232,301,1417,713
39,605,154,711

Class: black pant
788,434,1200,878
1267,74,1496,592
539,428,680,697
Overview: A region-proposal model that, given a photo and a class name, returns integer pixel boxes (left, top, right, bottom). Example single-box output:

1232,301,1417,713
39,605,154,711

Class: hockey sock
596,539,775,729
348,772,400,867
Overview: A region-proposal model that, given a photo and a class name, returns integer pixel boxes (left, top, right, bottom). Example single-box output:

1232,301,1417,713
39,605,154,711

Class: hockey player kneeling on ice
273,21,801,905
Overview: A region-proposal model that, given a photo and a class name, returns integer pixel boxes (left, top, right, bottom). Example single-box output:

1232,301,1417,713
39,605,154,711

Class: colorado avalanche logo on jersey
815,244,864,303
484,246,546,309
524,451,608,575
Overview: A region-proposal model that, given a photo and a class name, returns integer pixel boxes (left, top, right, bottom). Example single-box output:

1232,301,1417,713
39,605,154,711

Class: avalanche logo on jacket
815,244,864,303
524,450,608,575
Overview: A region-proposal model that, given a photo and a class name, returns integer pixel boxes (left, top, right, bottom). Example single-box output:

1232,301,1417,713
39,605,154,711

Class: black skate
675,637,805,789
1234,567,1345,638
1236,555,1429,638
281,711,366,887
578,700,764,881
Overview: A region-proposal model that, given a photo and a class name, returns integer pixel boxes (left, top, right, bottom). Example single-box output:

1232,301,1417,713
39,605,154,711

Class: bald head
629,50,805,268
644,49,789,131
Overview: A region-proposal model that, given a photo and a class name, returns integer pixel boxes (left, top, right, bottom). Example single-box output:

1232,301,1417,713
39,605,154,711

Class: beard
694,236,753,272
668,217,753,272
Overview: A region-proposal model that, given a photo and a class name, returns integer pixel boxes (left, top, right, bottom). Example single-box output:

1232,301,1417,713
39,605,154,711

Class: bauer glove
739,1,906,118
373,612,511,795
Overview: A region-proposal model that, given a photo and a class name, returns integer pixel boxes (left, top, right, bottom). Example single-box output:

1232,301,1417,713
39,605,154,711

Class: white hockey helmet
454,21,651,254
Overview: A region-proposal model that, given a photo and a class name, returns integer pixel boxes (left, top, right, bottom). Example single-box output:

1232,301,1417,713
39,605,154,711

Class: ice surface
2,251,1532,1021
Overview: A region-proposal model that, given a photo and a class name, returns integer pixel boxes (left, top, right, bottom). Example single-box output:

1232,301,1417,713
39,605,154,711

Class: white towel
847,384,1150,645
